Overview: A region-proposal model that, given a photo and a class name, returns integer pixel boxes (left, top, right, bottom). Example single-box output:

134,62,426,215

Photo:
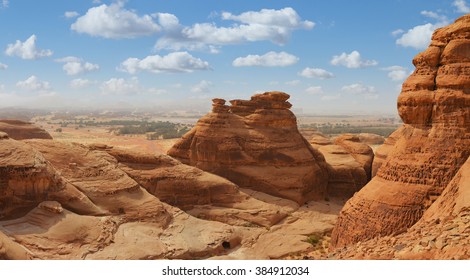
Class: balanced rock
168,91,329,204
0,119,52,140
330,15,470,249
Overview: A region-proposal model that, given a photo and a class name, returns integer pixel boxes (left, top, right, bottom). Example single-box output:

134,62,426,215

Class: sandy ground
37,123,177,154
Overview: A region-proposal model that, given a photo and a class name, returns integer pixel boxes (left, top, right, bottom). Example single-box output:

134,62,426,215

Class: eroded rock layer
309,132,373,199
330,15,470,249
168,91,329,204
0,120,52,140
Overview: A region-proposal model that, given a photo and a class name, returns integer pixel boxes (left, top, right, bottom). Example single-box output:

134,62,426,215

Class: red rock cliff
330,15,470,249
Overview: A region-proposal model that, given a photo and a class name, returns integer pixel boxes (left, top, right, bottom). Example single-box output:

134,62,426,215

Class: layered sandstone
308,132,373,198
0,134,99,219
98,145,287,227
168,91,329,204
0,138,256,259
327,157,470,260
330,15,470,249
0,120,52,140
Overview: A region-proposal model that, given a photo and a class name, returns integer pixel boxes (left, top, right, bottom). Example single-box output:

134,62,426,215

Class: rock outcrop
326,157,470,260
330,15,470,249
1,136,312,259
308,132,373,198
168,91,329,204
0,134,99,219
96,145,287,227
0,120,52,140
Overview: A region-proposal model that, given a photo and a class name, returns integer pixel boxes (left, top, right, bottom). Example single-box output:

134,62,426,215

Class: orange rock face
308,132,373,198
330,15,470,249
168,91,329,204
0,120,52,140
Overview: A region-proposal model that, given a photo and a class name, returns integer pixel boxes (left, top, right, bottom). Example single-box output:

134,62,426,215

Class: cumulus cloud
191,80,212,94
56,56,99,75
299,67,334,79
305,86,323,95
395,11,448,50
382,66,410,81
119,52,211,74
64,11,80,18
341,83,378,99
70,78,94,89
0,62,7,70
330,51,378,68
16,75,51,91
71,1,160,39
101,77,140,95
232,51,299,67
100,77,165,95
453,0,470,13
391,29,404,37
154,7,314,52
5,35,53,60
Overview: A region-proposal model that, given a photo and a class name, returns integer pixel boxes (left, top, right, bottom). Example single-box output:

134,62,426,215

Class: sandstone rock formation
326,157,470,260
308,132,372,198
168,91,329,204
1,136,311,259
330,15,470,249
0,120,52,140
0,134,99,220
94,145,287,227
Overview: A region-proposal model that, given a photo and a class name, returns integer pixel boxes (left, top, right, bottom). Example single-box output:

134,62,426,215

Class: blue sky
0,0,468,114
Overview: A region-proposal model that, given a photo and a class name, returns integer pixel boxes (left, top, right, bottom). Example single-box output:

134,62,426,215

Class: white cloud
191,80,212,94
391,29,404,37
420,10,448,22
5,35,53,60
56,56,99,75
395,11,449,50
100,77,165,95
285,80,300,86
453,0,470,13
16,75,51,91
101,77,140,95
331,51,378,68
154,7,314,51
382,66,409,81
299,67,334,79
341,83,378,99
64,11,80,18
305,86,323,95
1,0,8,8
0,62,7,70
71,1,160,39
232,51,299,67
321,94,340,101
70,78,94,89
119,52,211,74
396,23,440,50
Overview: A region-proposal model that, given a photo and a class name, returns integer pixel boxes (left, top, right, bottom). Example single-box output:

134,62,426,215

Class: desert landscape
0,2,469,261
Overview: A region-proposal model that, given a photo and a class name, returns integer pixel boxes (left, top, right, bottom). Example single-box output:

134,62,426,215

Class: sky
0,0,469,114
